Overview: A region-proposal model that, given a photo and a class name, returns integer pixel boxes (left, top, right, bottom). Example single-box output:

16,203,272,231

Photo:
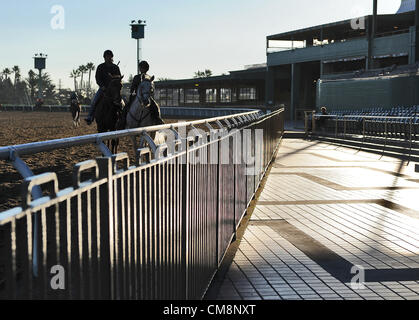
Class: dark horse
70,97,81,128
95,75,124,154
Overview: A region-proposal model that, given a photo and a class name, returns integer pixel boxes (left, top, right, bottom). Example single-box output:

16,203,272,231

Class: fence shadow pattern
0,109,284,300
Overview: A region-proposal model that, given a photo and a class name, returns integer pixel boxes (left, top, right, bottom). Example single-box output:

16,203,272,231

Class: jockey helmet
139,60,150,72
103,50,114,58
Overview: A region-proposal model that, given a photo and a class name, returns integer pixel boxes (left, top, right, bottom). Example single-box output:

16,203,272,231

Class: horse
70,98,81,128
124,73,165,158
94,75,125,154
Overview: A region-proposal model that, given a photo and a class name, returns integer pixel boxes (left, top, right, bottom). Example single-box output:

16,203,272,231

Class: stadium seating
311,105,419,141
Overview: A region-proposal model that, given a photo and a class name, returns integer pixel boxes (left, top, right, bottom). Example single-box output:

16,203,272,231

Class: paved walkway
214,139,419,300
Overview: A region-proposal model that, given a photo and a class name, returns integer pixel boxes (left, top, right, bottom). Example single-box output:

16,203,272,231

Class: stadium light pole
130,20,146,74
33,53,47,100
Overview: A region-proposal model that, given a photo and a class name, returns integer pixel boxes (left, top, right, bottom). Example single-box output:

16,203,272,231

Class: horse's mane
142,74,155,82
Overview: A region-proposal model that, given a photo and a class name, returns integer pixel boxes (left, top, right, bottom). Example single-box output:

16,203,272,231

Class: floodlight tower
33,53,47,100
130,19,146,74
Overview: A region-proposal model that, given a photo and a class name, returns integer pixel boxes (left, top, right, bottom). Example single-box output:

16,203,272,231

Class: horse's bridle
128,99,151,124
103,91,123,111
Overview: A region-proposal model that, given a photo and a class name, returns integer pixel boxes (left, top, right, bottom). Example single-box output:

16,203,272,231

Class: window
172,89,179,106
220,88,231,103
179,89,184,104
156,88,180,106
186,88,199,104
156,88,167,106
206,89,217,103
239,88,256,100
166,89,173,106
232,88,237,103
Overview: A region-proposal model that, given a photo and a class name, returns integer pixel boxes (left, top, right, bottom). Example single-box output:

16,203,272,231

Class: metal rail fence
0,104,260,119
0,108,284,300
305,111,419,160
305,112,419,139
0,105,90,113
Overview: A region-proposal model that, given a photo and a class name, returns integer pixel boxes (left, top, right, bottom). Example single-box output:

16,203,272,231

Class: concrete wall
317,74,419,110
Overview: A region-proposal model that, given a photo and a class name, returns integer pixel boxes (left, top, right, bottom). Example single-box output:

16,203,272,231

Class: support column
416,0,419,62
367,1,377,70
265,67,275,107
291,63,301,122
409,26,416,65
38,69,42,99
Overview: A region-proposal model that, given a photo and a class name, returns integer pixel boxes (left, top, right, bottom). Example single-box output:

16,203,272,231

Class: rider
128,60,164,125
85,50,121,125
129,60,150,102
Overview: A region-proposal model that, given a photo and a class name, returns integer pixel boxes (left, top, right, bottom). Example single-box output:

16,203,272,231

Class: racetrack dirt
0,111,184,212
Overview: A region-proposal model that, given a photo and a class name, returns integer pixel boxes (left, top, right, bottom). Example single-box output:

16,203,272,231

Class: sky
0,0,402,89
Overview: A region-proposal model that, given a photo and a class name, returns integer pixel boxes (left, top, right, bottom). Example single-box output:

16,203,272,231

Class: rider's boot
85,105,96,125
85,88,103,125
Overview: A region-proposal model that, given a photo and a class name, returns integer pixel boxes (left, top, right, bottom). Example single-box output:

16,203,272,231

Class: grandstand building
155,0,419,121
154,64,267,110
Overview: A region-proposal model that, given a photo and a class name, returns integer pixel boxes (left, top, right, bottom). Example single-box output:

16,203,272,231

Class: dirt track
0,111,180,212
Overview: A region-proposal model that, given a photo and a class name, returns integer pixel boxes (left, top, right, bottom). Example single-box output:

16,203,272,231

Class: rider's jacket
95,62,121,88
130,73,154,96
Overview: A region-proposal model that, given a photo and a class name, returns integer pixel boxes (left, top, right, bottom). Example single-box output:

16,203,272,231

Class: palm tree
70,70,78,91
75,69,81,93
194,69,213,78
2,68,11,80
86,62,95,96
26,70,37,100
78,65,88,92
12,66,20,87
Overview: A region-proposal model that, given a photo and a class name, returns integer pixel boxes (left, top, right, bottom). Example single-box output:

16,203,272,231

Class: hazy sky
0,0,402,89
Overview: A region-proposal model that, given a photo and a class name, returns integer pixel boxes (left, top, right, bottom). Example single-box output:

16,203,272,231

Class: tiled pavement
213,139,419,300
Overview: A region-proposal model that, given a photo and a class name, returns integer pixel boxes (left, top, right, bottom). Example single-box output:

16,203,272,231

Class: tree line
0,66,63,105
1,65,214,105
69,63,96,98
0,63,96,106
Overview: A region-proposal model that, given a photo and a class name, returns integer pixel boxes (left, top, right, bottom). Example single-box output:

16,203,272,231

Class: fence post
409,117,413,162
343,117,347,138
383,118,388,156
362,117,366,145
335,115,338,137
312,111,316,134
180,137,191,300
96,157,114,299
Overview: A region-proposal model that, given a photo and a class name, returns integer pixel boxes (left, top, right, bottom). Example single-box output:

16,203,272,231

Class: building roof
267,12,415,42
397,0,415,14
155,67,267,87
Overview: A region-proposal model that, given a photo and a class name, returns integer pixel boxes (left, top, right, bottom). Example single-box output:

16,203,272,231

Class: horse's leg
130,136,139,164
111,138,119,154
76,110,80,127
